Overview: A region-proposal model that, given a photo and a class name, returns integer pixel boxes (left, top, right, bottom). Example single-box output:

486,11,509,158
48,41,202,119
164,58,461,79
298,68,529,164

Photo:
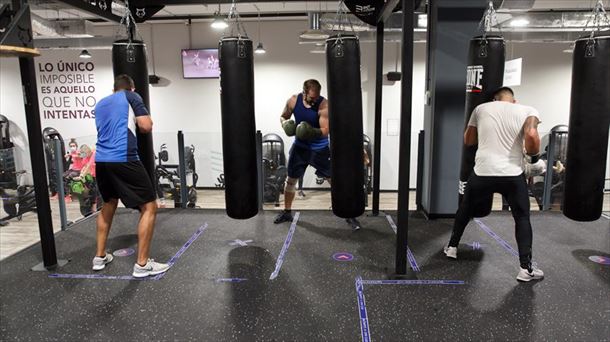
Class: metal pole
395,0,414,275
53,139,68,231
415,130,424,211
177,131,188,209
542,132,557,210
256,130,264,211
372,22,384,215
18,56,58,269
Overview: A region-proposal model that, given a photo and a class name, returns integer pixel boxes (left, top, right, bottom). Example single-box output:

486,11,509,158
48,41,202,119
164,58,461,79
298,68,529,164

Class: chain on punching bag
219,37,259,220
326,35,365,218
112,39,156,187
563,35,610,222
458,36,505,217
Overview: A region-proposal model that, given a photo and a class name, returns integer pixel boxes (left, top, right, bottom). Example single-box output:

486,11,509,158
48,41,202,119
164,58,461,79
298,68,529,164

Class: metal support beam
177,131,188,209
56,0,121,23
131,0,335,6
395,0,414,275
372,22,384,216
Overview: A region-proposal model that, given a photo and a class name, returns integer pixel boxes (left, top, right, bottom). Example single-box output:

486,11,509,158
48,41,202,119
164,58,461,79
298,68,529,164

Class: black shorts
287,144,331,179
96,161,156,208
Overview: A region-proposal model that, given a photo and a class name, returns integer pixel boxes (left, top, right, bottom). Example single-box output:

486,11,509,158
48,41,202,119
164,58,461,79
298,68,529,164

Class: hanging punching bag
219,37,259,220
458,35,505,217
112,39,156,187
563,35,610,222
326,35,365,218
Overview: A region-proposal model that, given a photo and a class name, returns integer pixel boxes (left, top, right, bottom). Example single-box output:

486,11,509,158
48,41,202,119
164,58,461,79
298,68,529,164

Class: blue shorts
287,144,331,179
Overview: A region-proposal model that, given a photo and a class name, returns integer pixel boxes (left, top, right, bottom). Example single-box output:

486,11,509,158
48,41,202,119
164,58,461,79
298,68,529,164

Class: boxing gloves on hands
523,153,546,177
281,119,322,141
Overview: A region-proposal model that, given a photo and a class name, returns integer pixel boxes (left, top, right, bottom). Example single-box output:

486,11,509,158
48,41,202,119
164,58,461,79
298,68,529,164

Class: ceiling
28,0,610,22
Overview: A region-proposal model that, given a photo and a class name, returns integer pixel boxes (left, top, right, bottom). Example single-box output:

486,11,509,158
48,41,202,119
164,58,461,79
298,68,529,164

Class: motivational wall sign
37,60,98,120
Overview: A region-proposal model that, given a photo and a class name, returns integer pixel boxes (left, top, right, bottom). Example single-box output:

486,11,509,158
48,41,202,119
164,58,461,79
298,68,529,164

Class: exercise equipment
155,143,199,208
42,127,66,196
0,170,36,224
326,35,365,218
112,39,156,187
261,133,287,206
458,35,505,217
0,114,16,189
563,34,610,221
219,37,258,219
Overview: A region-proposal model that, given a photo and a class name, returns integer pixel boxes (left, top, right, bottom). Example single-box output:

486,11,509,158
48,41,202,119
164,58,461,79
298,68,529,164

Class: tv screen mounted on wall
181,48,219,79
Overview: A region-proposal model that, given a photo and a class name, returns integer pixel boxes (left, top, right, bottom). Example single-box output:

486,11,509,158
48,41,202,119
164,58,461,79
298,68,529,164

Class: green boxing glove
282,119,296,136
295,121,322,141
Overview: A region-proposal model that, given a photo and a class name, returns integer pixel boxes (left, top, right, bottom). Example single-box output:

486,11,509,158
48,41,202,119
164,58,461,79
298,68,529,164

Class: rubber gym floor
1,209,608,341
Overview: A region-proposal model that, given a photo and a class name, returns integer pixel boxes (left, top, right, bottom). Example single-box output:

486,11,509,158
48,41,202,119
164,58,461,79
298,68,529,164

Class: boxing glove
295,121,322,141
524,158,547,177
281,119,296,136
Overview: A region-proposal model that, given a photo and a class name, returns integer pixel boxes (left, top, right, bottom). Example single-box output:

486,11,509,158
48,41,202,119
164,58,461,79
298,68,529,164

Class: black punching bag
112,40,156,187
326,35,365,218
219,37,258,219
563,35,610,222
458,36,505,216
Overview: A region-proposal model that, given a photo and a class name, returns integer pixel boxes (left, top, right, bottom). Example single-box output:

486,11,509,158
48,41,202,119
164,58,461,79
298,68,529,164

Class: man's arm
280,96,296,123
318,99,330,137
523,115,541,156
464,126,478,146
126,91,153,133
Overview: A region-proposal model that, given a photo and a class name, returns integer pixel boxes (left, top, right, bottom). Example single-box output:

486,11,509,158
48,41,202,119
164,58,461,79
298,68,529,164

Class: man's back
95,90,147,162
470,101,539,176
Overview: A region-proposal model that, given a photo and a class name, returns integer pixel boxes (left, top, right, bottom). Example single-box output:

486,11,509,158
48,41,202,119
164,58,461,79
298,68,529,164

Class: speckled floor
0,209,608,341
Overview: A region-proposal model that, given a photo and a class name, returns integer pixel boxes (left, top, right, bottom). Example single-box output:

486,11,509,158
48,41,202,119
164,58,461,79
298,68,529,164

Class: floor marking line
355,276,371,342
601,213,610,220
269,212,300,280
361,279,465,285
49,223,209,281
385,214,420,272
474,219,519,258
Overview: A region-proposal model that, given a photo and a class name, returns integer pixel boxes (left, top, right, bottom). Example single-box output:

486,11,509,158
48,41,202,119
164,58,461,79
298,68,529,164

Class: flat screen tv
181,48,219,79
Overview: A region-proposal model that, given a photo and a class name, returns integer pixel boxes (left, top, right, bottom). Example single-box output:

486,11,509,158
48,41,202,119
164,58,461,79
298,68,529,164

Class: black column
420,0,488,218
19,57,58,268
372,22,384,215
395,0,414,275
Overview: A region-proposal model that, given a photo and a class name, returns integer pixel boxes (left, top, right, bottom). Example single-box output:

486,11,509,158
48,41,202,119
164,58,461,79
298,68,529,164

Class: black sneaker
346,218,361,231
274,210,293,224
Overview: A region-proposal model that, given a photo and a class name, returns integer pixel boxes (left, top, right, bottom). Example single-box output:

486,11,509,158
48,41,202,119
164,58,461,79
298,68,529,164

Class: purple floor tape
474,219,519,258
49,223,208,281
361,279,465,285
355,276,371,342
215,278,248,283
385,214,420,272
270,212,300,280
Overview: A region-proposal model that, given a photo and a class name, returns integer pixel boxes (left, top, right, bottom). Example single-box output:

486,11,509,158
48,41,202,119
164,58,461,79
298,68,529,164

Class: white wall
1,20,608,190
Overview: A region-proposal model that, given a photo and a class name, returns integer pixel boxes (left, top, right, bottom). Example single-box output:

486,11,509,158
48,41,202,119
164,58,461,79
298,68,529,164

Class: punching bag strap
478,39,489,58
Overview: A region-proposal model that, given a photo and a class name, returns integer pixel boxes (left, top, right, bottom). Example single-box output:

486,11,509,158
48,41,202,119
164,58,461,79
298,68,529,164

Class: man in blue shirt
91,75,170,278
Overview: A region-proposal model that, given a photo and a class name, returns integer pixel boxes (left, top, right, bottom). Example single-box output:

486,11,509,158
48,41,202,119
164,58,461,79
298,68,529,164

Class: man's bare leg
96,198,118,257
136,200,157,266
274,178,298,224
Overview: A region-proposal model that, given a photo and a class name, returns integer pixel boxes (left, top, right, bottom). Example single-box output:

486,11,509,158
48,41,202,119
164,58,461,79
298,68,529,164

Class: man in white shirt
444,87,545,282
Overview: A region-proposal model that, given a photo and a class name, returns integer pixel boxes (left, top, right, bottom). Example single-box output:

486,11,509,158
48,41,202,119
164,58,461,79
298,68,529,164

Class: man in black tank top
274,79,331,224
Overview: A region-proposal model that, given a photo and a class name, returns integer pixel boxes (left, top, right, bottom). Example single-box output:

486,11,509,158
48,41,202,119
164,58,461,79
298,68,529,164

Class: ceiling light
510,18,529,27
79,49,92,59
310,47,325,54
563,44,574,53
211,14,228,30
255,42,266,54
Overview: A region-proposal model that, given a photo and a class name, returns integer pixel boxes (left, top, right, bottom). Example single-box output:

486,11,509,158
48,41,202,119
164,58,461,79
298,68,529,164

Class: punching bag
112,40,156,187
219,37,259,219
326,35,365,218
458,35,505,217
563,35,610,222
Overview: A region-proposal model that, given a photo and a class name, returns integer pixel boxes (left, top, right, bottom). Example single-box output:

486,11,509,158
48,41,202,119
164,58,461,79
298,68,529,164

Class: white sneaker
92,253,114,271
132,259,171,278
444,246,457,259
516,266,544,282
